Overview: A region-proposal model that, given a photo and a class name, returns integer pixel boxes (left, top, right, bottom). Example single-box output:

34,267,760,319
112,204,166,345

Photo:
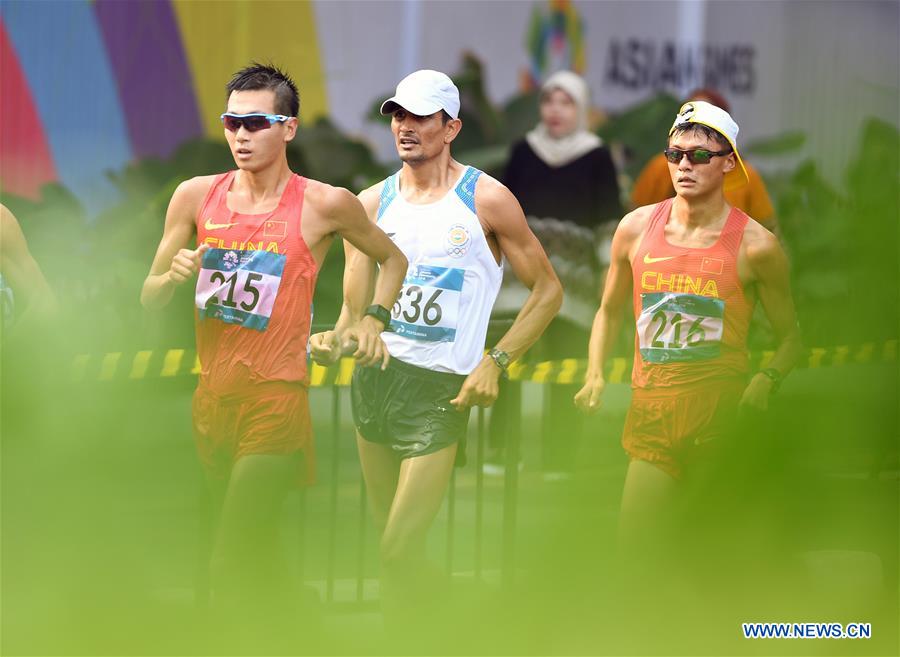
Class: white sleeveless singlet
377,166,503,375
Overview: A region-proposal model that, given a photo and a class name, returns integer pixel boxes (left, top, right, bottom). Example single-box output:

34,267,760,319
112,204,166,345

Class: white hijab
526,70,602,168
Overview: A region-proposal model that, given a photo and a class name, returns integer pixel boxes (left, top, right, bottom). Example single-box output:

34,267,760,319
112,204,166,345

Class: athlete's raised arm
0,204,58,328
738,225,803,410
450,175,563,409
309,183,382,366
306,182,406,369
574,208,647,413
141,177,214,310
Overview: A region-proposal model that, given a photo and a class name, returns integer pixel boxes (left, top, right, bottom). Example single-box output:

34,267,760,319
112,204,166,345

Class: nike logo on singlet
205,218,239,231
643,253,677,264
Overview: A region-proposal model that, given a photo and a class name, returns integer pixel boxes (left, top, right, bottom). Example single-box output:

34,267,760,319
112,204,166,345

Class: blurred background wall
2,0,897,214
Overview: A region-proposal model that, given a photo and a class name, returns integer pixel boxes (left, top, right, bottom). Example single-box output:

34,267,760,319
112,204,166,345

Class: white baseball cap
380,69,461,119
669,100,749,190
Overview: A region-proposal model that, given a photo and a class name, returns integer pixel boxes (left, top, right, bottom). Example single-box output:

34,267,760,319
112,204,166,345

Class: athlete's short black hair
226,62,299,117
440,110,453,125
669,123,731,151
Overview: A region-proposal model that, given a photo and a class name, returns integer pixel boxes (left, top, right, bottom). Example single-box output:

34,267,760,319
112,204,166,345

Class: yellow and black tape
70,340,897,385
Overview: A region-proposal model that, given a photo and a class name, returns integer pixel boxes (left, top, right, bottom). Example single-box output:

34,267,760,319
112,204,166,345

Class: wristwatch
364,304,391,330
488,347,511,378
758,367,783,393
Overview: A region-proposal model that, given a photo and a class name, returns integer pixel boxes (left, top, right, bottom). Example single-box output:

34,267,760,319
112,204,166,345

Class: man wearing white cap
574,101,802,555
311,69,562,614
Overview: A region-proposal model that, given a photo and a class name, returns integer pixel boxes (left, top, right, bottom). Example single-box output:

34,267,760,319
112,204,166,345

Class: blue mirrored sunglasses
220,112,291,132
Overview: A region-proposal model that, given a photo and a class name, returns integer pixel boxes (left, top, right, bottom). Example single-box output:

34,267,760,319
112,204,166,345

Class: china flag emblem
700,257,724,275
264,220,287,239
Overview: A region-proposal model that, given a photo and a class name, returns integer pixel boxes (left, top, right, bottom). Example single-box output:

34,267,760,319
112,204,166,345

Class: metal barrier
307,383,525,607
69,340,898,384
64,337,898,609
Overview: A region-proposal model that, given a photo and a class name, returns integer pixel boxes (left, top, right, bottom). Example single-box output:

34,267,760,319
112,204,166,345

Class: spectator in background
505,71,622,227
491,71,623,478
630,88,777,233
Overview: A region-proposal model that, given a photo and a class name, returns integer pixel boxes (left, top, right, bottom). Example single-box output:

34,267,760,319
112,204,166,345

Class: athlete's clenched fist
168,242,210,285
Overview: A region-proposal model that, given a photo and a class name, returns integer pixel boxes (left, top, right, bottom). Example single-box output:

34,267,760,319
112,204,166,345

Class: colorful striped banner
171,0,328,136
94,0,203,160
0,20,57,199
0,0,328,211
1,1,134,215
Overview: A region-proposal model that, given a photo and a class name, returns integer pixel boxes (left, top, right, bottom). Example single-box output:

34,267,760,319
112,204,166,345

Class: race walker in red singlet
193,170,318,484
623,197,754,478
140,64,408,631
631,197,752,388
576,100,800,484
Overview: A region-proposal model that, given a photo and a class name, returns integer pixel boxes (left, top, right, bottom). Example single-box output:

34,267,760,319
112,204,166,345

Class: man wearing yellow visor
631,89,777,233
575,100,803,562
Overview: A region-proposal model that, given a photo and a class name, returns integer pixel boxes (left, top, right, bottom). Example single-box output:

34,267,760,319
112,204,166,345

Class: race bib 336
390,264,465,343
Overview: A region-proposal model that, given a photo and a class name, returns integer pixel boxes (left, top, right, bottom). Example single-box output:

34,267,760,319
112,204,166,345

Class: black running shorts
351,356,470,464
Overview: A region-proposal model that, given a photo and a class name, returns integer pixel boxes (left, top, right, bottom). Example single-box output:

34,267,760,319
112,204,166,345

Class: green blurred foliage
769,118,899,345
743,130,807,156
596,92,683,179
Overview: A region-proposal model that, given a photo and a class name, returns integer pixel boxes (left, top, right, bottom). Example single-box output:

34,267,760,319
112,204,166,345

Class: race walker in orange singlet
576,101,801,487
625,197,754,477
141,64,406,625
193,171,318,483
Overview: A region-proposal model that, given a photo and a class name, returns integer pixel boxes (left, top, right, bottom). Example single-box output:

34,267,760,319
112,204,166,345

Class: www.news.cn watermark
742,622,872,639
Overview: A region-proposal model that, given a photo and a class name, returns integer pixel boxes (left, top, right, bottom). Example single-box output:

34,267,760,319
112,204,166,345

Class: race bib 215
195,248,285,331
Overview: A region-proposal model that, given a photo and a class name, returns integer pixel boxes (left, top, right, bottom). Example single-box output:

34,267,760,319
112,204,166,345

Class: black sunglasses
664,147,731,164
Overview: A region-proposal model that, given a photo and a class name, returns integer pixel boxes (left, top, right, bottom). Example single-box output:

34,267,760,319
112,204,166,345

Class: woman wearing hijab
490,71,622,479
505,70,622,227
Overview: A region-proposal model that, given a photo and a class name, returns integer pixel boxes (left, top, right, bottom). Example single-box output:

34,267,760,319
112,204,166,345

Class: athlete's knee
380,529,420,571
379,534,405,571
209,544,236,589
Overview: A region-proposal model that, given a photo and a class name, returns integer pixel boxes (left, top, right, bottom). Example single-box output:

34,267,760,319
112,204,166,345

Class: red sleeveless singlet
194,171,317,392
631,198,753,389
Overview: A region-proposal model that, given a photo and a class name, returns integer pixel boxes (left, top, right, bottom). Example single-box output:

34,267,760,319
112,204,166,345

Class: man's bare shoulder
473,172,517,210
175,175,217,200
0,203,18,232
615,205,654,242
303,179,358,216
357,180,387,219
0,204,26,256
742,219,783,266
470,173,527,238
166,175,217,224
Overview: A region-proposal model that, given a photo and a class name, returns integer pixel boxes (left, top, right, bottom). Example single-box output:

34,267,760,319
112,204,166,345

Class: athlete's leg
210,453,299,616
382,444,458,565
617,459,679,559
196,473,228,611
378,444,457,627
356,433,400,533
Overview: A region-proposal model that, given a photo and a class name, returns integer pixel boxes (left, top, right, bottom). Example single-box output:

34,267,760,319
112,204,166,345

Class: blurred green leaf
743,132,807,156
597,92,682,178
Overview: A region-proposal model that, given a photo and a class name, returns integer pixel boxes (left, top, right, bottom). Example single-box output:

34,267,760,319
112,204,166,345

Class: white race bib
637,292,725,363
390,264,464,343
195,248,285,331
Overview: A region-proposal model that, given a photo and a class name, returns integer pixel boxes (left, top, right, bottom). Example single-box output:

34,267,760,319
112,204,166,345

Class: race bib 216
637,292,725,363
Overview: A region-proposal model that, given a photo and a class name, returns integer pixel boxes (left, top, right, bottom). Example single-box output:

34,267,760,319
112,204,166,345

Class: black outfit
503,139,623,227
352,357,470,466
